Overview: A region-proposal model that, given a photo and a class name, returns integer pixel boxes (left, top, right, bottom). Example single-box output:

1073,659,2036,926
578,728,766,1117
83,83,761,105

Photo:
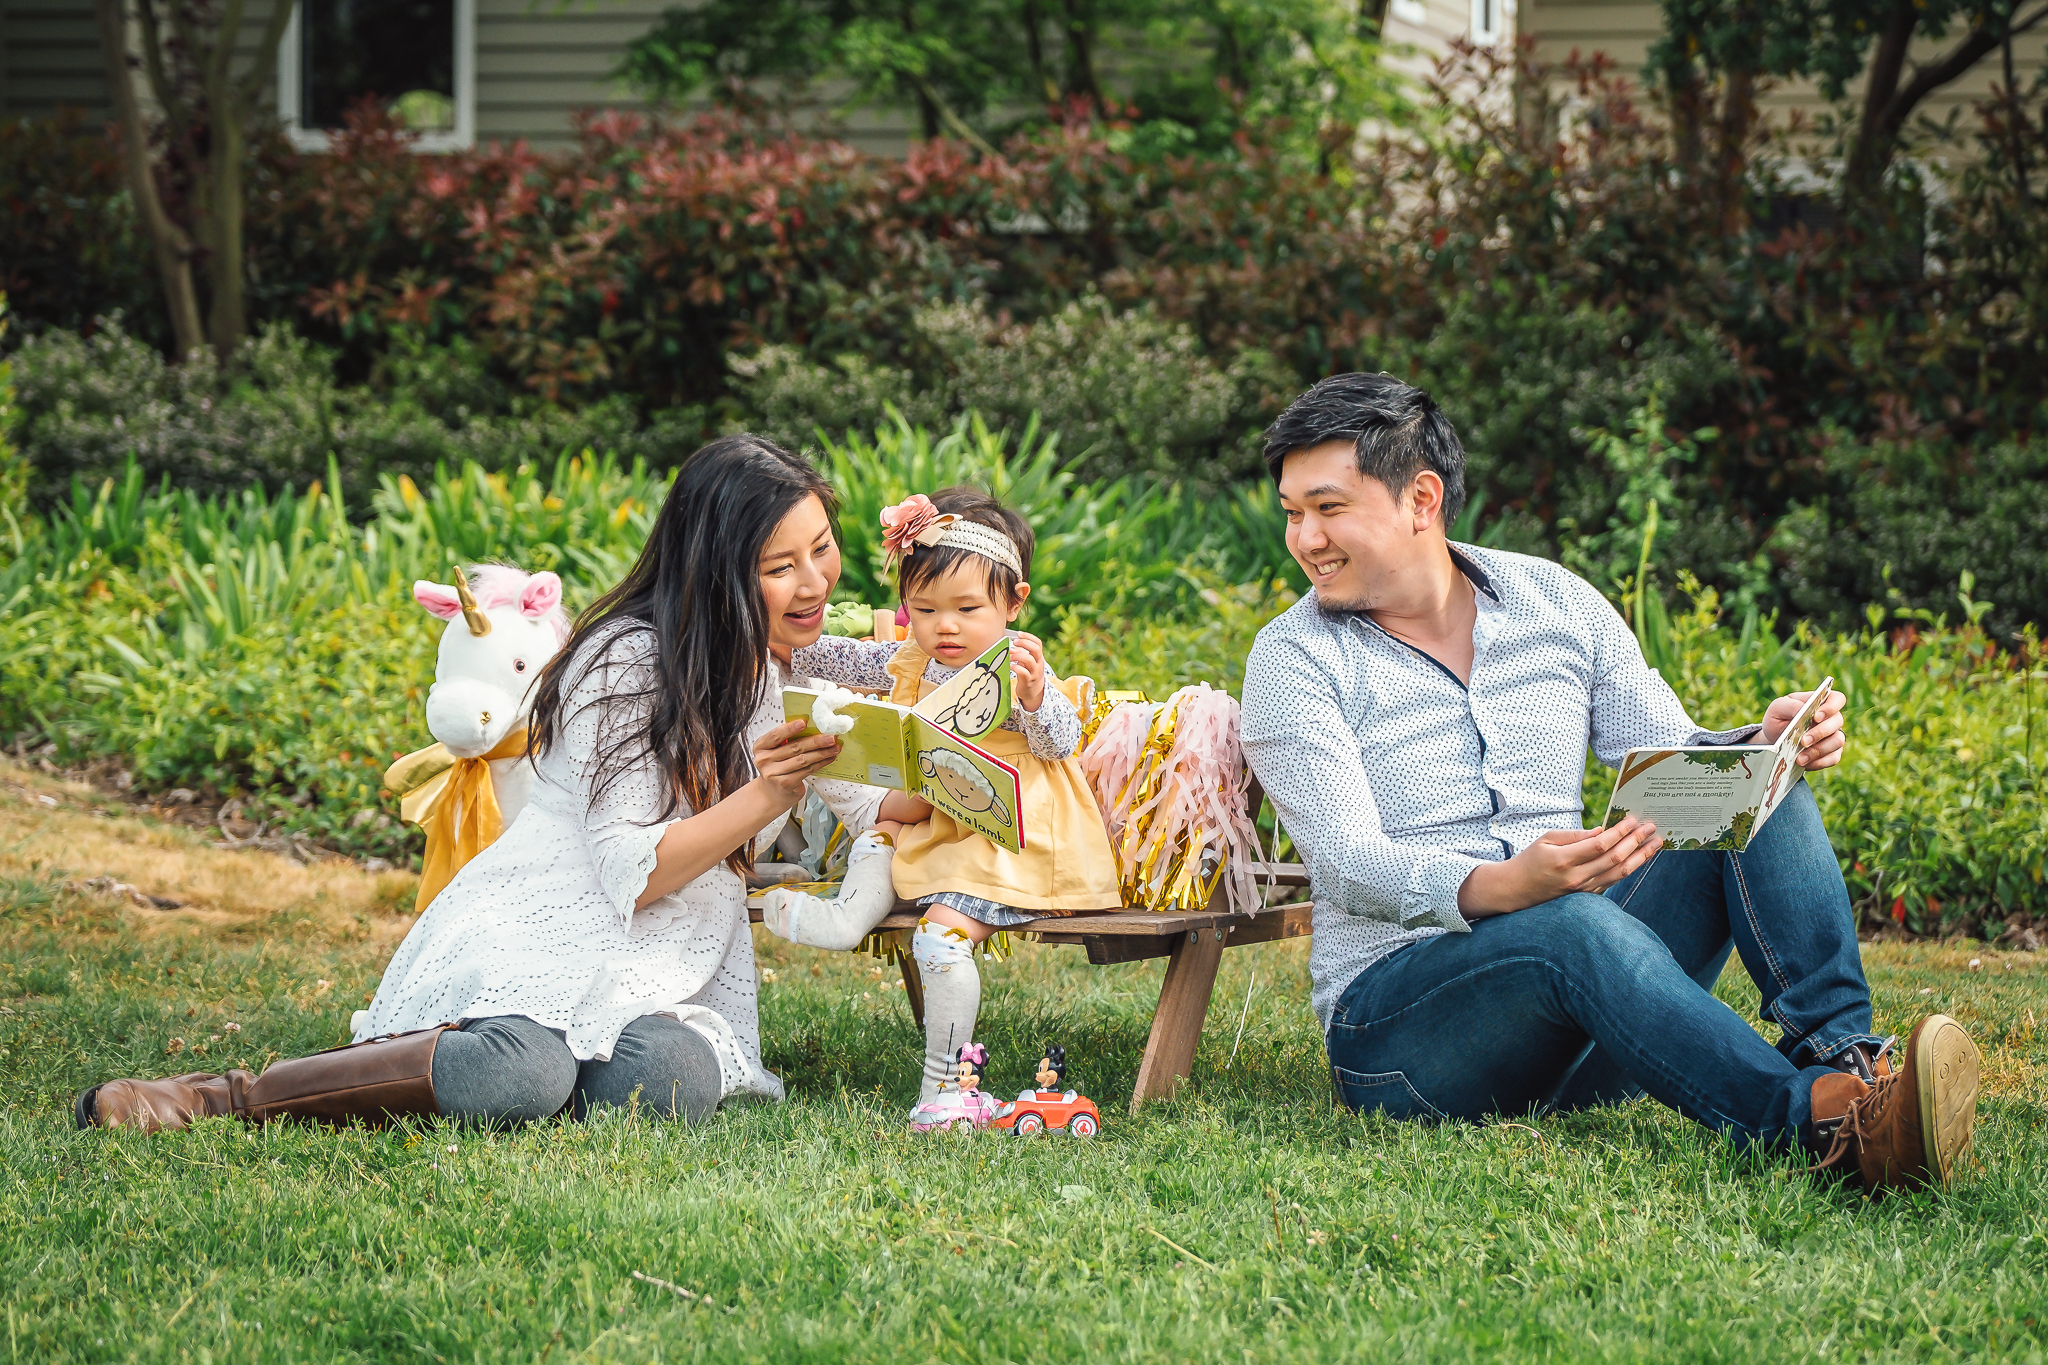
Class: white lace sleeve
557,625,689,927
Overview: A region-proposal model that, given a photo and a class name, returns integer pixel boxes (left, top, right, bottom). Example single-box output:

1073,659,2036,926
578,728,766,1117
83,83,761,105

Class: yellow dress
885,641,1123,914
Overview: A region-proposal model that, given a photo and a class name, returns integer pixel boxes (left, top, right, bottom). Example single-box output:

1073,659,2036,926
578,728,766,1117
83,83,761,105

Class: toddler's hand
1010,632,1047,710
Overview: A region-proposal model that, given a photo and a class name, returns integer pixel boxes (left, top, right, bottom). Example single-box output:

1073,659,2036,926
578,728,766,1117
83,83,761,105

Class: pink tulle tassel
1080,686,1266,913
1079,700,1158,850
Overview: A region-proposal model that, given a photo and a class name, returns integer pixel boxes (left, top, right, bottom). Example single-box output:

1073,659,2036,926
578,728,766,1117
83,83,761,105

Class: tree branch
1850,3,2048,196
134,0,187,139
94,0,205,357
208,0,247,109
238,0,297,115
911,74,998,158
1881,5,2048,141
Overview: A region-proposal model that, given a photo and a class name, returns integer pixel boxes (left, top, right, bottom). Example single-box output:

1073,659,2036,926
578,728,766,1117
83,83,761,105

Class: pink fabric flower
879,493,956,567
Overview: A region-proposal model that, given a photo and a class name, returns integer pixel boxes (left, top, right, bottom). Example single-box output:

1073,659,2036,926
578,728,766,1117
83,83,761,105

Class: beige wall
0,0,916,154
2,0,109,118
1371,0,2046,169
13,1,2031,164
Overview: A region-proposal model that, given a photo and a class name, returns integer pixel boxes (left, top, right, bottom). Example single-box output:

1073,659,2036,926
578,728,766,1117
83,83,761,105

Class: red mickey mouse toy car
990,1044,1100,1137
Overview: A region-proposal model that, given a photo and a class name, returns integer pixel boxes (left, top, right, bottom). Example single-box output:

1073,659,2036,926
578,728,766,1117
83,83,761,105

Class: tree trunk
1058,0,1102,108
1844,7,1918,202
1022,0,1056,104
1666,64,1706,180
207,113,247,358
201,0,249,361
1843,5,2047,204
1713,67,1756,237
95,0,204,359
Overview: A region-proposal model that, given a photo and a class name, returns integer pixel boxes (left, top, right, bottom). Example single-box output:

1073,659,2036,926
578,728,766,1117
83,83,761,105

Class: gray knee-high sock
761,829,897,951
909,921,981,1104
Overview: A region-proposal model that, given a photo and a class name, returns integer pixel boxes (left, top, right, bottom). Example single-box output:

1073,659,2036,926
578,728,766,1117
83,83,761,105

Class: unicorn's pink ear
518,572,563,618
414,581,463,620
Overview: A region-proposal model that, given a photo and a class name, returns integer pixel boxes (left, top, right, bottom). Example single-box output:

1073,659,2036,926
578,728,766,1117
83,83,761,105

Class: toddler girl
762,487,1121,1120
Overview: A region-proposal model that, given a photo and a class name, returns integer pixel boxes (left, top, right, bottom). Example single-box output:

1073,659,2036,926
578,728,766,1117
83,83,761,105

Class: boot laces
1816,1070,1900,1171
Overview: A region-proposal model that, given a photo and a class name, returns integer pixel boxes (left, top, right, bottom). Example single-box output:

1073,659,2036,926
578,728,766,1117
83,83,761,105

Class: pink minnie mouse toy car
908,1043,1001,1132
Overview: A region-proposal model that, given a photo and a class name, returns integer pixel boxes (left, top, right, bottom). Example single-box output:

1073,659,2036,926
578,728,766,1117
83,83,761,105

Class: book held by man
1600,678,1834,852
783,637,1026,854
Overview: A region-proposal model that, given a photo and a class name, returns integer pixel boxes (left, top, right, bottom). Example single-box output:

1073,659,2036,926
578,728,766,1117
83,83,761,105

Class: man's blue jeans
1324,782,1884,1150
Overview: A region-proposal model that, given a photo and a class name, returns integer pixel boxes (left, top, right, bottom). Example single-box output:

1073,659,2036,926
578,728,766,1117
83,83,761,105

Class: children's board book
784,637,1025,854
1600,678,1833,852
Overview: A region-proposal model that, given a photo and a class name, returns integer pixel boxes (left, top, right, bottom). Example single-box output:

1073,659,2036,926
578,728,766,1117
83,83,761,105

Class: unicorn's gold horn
452,566,492,637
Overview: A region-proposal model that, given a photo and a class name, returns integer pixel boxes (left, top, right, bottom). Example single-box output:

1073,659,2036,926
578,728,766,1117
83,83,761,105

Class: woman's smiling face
759,494,841,658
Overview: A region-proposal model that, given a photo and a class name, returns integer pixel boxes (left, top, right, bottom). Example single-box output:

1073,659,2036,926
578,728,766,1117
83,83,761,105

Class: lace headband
878,494,1024,577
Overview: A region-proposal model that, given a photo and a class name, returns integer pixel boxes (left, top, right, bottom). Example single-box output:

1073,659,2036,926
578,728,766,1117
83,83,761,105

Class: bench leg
1130,927,1226,1112
899,954,926,1031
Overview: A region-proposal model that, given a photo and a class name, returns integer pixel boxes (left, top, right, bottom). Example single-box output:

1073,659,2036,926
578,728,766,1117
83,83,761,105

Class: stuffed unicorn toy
383,564,570,912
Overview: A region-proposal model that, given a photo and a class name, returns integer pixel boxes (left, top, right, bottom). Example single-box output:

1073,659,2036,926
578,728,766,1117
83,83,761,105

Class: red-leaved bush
7,42,2046,631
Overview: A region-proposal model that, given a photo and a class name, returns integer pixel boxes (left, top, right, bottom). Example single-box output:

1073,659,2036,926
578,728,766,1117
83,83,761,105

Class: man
1239,372,1978,1193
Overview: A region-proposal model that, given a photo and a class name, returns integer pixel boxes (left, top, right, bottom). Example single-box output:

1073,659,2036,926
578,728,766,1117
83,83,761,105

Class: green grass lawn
4,868,2047,1364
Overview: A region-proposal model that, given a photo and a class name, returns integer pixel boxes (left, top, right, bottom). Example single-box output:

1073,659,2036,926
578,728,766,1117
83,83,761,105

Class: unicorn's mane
467,562,572,644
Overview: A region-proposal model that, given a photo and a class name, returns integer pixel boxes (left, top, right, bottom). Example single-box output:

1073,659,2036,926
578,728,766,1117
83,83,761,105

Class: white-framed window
1389,0,1429,24
1470,0,1505,44
277,0,476,152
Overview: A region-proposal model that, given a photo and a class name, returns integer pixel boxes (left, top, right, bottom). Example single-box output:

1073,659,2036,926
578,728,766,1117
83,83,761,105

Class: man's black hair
1260,372,1468,526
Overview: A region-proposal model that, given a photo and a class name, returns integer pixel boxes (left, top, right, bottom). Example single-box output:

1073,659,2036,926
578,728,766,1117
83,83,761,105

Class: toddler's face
904,560,1025,669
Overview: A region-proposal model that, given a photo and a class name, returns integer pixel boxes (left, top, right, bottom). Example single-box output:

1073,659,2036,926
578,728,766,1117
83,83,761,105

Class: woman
78,436,877,1131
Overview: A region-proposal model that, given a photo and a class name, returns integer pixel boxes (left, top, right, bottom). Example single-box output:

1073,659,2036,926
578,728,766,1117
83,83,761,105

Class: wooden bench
749,860,1312,1111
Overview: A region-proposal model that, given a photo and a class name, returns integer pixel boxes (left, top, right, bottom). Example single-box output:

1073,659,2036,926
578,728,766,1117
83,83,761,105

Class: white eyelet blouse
354,619,885,1102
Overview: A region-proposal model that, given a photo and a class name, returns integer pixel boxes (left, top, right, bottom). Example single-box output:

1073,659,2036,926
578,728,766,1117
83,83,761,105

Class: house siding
1,0,917,154
2,0,108,118
1522,1,2047,155
7,1,2035,160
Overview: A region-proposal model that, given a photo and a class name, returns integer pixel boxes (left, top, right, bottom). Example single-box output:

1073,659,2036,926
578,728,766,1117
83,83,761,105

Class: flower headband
878,494,1023,577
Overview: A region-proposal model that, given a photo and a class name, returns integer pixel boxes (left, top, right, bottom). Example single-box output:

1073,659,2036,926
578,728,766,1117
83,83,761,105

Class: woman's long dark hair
527,435,836,876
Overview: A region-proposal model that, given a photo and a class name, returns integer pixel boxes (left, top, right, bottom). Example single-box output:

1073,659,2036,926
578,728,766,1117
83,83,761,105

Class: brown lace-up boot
1814,1014,1979,1195
77,1027,447,1133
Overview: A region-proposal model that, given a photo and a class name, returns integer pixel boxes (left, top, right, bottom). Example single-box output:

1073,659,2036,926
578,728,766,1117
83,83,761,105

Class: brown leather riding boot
239,1027,445,1125
77,1027,447,1133
1814,1014,1980,1195
77,1072,242,1134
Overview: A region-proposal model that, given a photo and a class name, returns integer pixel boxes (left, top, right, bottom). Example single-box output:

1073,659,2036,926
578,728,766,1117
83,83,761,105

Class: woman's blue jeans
1324,782,1884,1150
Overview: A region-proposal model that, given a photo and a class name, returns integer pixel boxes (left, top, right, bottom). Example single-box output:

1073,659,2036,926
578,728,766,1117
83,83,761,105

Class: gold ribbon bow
383,728,530,913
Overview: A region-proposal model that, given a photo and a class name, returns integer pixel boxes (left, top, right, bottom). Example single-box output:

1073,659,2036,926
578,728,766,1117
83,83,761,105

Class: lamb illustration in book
933,657,1007,739
782,636,1027,853
920,747,1013,827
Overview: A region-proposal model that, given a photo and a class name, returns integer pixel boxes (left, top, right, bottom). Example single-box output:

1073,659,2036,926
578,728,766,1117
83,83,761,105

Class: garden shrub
1,427,2036,935
1369,282,1739,561
0,415,1293,860
6,316,688,507
7,52,2048,626
1768,434,2048,641
0,112,162,345
736,295,1290,485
